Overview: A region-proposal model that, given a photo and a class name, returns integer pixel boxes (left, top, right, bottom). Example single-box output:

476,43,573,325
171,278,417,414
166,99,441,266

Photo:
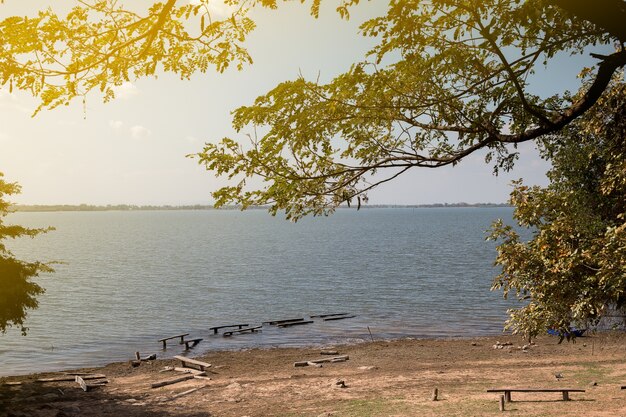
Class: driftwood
75,376,108,392
151,374,195,389
223,326,262,336
310,313,349,318
320,350,339,355
162,384,210,402
264,318,304,325
323,315,356,321
209,324,249,334
174,367,206,376
37,374,107,383
277,321,314,328
294,355,349,367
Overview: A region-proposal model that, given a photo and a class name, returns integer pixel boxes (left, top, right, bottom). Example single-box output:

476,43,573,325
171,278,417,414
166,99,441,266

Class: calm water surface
0,208,522,376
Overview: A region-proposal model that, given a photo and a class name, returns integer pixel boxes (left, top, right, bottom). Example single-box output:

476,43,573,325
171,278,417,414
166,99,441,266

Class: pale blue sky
0,1,604,206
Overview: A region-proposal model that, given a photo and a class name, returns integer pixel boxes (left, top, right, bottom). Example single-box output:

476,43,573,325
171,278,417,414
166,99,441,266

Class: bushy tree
489,77,626,340
0,173,53,335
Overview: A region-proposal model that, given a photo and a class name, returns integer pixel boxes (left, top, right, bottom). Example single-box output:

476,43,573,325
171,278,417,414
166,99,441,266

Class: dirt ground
2,332,626,417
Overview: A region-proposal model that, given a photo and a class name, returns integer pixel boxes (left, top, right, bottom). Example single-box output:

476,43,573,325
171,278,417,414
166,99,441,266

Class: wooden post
504,391,512,402
135,352,141,361
162,340,167,349
562,391,570,401
431,388,438,401
499,394,505,411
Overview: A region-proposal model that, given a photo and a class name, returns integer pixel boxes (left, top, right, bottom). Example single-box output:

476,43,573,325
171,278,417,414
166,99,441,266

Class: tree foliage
0,173,53,335
489,77,626,340
196,0,626,220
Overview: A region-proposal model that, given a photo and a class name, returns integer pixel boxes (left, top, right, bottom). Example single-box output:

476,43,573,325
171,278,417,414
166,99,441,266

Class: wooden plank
151,374,195,389
310,313,349,318
173,355,211,371
294,355,349,367
169,384,209,400
173,367,206,376
208,324,249,334
76,376,88,392
264,318,304,325
487,388,585,393
223,326,262,336
323,315,356,321
37,374,107,383
277,320,314,328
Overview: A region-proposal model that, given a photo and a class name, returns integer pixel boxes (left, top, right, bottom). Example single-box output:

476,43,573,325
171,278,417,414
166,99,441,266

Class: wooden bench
310,313,349,318
264,318,304,325
277,320,314,328
487,388,585,402
183,338,203,350
323,315,356,321
208,324,249,334
173,355,211,371
223,326,262,336
158,333,189,349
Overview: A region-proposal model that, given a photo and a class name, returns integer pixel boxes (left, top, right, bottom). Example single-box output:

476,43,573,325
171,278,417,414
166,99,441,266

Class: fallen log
151,374,195,389
37,374,107,383
294,355,349,367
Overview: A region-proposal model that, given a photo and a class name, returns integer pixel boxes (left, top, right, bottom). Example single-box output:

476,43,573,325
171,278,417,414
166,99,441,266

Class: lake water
0,208,522,376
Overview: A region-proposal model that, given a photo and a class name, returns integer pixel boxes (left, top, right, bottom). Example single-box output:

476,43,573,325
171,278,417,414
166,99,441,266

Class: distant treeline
13,202,510,212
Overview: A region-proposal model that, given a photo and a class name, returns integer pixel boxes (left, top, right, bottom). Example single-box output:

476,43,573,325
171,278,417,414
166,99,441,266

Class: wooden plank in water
223,326,262,336
173,355,211,371
277,320,314,328
264,318,304,325
323,315,356,321
310,313,349,318
208,324,249,334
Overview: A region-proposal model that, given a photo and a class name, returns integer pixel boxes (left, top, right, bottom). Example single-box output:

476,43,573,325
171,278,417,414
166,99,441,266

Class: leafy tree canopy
489,76,626,340
196,0,626,219
0,173,53,335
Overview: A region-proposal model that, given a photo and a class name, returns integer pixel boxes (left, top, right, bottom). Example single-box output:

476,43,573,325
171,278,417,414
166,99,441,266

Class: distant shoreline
12,203,511,213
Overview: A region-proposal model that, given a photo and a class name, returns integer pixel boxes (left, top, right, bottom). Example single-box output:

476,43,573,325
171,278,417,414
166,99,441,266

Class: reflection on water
0,208,522,376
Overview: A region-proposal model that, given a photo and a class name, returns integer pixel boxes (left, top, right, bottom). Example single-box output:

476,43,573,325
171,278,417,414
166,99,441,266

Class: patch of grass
569,362,611,385
338,398,410,417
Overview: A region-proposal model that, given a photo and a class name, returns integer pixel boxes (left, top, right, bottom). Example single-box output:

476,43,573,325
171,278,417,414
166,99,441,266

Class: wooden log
37,374,107,383
277,320,314,328
323,315,356,321
320,350,339,355
294,355,349,367
151,374,194,389
431,388,438,401
264,318,304,325
499,394,505,411
173,355,211,371
505,391,511,402
76,376,88,392
307,361,323,368
173,367,206,376
168,384,209,401
75,376,108,392
563,391,570,401
135,352,141,360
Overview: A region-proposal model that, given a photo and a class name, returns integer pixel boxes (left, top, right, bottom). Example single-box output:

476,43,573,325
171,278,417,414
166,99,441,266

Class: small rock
334,379,346,388
522,344,529,350
471,342,477,346
589,381,598,386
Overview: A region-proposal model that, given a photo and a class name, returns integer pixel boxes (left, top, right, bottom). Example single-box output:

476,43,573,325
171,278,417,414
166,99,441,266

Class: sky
0,1,606,206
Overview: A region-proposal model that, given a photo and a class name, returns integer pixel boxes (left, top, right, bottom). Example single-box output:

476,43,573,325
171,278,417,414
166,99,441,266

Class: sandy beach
2,332,626,417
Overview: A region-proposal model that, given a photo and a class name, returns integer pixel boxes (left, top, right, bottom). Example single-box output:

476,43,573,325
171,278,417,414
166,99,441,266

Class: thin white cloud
111,82,139,100
130,125,152,139
109,120,124,130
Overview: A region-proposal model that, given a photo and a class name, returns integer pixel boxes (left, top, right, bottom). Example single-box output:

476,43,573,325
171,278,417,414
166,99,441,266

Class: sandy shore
2,332,626,416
